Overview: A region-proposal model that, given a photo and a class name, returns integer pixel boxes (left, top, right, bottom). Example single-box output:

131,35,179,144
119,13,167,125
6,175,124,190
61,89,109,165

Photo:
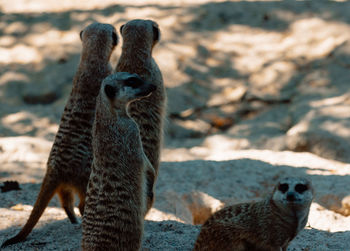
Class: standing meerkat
2,23,118,247
82,72,155,251
116,19,166,212
194,177,314,251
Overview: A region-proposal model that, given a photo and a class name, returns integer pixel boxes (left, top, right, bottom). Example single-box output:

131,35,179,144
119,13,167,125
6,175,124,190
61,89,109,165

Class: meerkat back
116,19,166,212
194,177,314,251
1,23,118,248
82,72,156,251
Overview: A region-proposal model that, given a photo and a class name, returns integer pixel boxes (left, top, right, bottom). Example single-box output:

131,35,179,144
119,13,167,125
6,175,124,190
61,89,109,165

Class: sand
1,0,350,250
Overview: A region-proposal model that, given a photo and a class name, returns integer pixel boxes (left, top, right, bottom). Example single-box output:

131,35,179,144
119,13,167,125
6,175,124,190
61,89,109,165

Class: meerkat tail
1,176,58,247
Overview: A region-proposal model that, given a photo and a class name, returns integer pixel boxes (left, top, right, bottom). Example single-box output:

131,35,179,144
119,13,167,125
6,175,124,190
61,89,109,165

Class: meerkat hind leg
78,190,86,216
57,186,78,224
145,157,155,213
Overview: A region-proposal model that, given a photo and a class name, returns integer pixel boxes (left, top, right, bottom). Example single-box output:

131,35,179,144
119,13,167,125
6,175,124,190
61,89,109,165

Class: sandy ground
1,0,350,250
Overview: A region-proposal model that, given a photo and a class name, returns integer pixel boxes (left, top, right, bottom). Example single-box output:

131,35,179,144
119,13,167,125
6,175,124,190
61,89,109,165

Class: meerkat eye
125,77,143,88
120,24,125,35
79,30,83,41
112,31,118,46
295,184,308,193
104,84,116,99
278,183,289,193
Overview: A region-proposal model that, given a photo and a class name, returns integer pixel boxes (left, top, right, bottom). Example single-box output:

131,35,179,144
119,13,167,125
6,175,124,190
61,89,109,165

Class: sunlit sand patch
308,202,350,232
1,112,58,137
146,208,188,223
0,136,52,163
0,45,42,64
0,36,17,47
25,30,79,47
310,93,350,107
0,72,29,86
0,206,79,230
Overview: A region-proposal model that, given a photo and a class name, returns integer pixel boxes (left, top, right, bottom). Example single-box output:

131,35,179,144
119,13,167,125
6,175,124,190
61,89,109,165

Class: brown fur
1,23,118,247
194,177,314,251
116,19,166,212
82,72,155,251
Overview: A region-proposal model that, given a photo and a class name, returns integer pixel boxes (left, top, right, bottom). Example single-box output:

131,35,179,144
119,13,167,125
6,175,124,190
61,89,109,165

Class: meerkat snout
286,192,296,202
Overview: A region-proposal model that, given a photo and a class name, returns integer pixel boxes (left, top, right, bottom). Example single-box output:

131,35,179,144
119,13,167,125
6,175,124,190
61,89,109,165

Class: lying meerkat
2,23,118,247
82,72,155,251
194,177,314,251
116,19,166,212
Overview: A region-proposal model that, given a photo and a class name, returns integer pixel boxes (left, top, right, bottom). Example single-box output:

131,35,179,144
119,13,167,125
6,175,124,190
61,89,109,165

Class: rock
286,130,350,163
147,190,193,224
286,94,350,163
182,190,224,224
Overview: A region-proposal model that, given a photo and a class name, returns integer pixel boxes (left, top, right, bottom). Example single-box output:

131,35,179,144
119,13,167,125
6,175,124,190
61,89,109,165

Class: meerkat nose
286,192,296,202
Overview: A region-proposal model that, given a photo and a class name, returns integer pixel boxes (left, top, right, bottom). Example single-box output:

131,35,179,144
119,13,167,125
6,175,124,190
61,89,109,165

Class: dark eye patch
79,30,83,41
125,77,143,88
295,184,308,193
104,84,116,99
278,183,289,193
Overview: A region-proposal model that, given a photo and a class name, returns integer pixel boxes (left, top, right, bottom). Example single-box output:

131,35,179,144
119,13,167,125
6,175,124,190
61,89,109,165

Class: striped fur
194,177,314,251
116,19,166,213
1,22,118,247
82,73,155,251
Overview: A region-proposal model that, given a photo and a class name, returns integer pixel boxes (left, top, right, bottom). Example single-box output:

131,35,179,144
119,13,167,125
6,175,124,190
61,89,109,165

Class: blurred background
1,0,350,250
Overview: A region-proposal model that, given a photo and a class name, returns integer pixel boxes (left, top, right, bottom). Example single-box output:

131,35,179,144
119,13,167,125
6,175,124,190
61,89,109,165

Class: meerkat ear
152,24,160,42
79,30,83,41
120,24,125,35
104,84,116,99
112,31,118,46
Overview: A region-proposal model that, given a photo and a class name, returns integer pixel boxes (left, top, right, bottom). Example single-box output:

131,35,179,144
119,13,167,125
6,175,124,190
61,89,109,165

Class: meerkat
81,72,155,251
1,23,118,247
194,177,314,251
116,19,166,212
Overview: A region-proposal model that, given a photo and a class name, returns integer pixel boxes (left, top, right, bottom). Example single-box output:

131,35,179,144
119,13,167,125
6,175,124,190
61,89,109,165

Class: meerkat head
79,22,118,52
101,72,156,109
272,177,314,212
119,19,160,50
